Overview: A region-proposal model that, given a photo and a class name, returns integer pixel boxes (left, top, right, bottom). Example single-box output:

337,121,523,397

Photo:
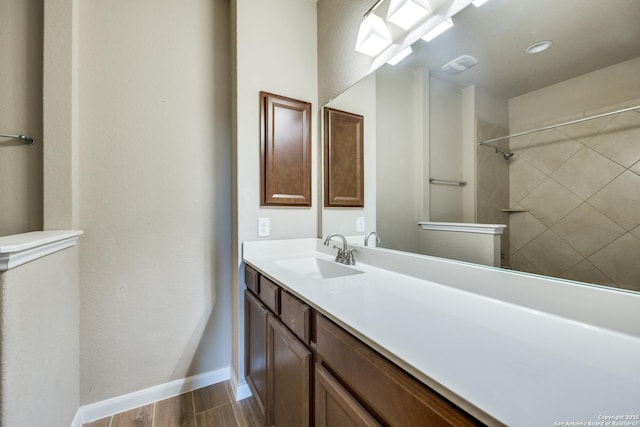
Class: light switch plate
258,217,270,237
356,217,365,233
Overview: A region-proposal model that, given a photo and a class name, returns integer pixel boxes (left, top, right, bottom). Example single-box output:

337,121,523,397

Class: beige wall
233,0,318,383
376,66,424,253
429,76,464,222
0,0,43,236
76,0,232,403
0,246,79,427
508,59,640,291
317,0,371,106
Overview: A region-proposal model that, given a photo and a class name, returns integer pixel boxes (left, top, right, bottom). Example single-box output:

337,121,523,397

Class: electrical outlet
356,217,365,233
258,217,270,237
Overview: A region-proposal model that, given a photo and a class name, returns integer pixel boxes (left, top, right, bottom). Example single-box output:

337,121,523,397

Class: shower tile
631,160,640,176
588,109,640,168
519,129,582,175
509,157,546,202
478,149,509,223
632,225,640,239
509,251,542,275
519,230,583,277
509,212,546,252
559,260,616,287
589,233,640,291
551,146,624,200
588,171,640,231
509,131,538,153
551,203,625,257
556,115,613,144
519,178,582,227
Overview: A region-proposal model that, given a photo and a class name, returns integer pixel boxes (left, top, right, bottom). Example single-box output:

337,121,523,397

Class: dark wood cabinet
260,91,312,207
245,265,260,294
244,264,484,427
324,107,364,207
315,363,381,427
316,314,482,427
245,290,269,420
267,313,312,427
280,290,311,345
259,276,280,314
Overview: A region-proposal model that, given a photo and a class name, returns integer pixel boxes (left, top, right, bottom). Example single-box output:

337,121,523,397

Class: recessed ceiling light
525,40,553,54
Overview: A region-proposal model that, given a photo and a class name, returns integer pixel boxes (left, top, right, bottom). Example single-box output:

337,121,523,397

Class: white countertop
243,238,640,427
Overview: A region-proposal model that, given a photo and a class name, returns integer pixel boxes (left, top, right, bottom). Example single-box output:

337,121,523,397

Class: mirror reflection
321,0,640,292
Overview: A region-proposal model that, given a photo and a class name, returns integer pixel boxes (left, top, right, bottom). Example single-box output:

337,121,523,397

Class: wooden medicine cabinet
260,91,312,207
324,107,364,207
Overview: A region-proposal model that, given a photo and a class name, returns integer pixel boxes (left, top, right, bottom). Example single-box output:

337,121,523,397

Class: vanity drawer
259,276,280,314
316,315,481,427
280,291,311,344
245,265,259,295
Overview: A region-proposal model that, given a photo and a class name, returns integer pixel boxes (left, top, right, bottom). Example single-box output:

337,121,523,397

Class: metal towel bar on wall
429,178,467,186
0,134,37,145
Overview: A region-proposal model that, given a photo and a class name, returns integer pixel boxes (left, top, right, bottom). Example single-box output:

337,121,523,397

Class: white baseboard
230,367,253,401
73,367,231,426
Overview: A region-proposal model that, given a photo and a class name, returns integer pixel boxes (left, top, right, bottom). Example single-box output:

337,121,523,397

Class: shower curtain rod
0,134,36,145
477,104,640,146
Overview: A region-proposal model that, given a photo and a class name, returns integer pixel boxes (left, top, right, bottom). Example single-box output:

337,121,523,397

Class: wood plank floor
84,381,264,427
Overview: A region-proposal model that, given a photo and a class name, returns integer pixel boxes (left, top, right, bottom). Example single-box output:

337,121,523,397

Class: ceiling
401,0,640,98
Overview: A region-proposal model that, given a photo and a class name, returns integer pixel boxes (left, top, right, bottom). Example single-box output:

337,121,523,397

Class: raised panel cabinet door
324,107,364,207
245,290,269,420
267,313,312,427
316,315,483,427
260,91,312,207
315,363,381,427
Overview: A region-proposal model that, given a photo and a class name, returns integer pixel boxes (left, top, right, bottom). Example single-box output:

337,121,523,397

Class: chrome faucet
323,233,358,265
364,231,381,247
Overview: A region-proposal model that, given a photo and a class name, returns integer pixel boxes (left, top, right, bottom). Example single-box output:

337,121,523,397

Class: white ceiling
402,0,640,98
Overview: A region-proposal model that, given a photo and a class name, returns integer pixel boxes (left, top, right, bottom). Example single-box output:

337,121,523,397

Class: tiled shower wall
476,121,510,266
508,100,640,291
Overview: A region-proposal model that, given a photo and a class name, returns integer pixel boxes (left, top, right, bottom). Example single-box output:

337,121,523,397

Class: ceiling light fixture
421,18,454,42
387,0,431,30
525,40,553,54
355,13,393,56
471,0,490,7
387,46,413,65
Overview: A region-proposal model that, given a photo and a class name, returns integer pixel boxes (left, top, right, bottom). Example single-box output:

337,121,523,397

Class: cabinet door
316,363,381,427
316,315,482,427
267,313,312,427
245,290,269,419
260,91,312,207
323,107,364,207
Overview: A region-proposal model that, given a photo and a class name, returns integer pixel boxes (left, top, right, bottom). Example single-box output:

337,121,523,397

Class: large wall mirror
320,0,640,292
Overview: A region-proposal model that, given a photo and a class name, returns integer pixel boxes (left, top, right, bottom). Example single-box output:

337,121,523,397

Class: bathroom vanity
242,238,640,427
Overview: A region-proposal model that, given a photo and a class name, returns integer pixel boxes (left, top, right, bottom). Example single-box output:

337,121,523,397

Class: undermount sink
275,256,364,280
